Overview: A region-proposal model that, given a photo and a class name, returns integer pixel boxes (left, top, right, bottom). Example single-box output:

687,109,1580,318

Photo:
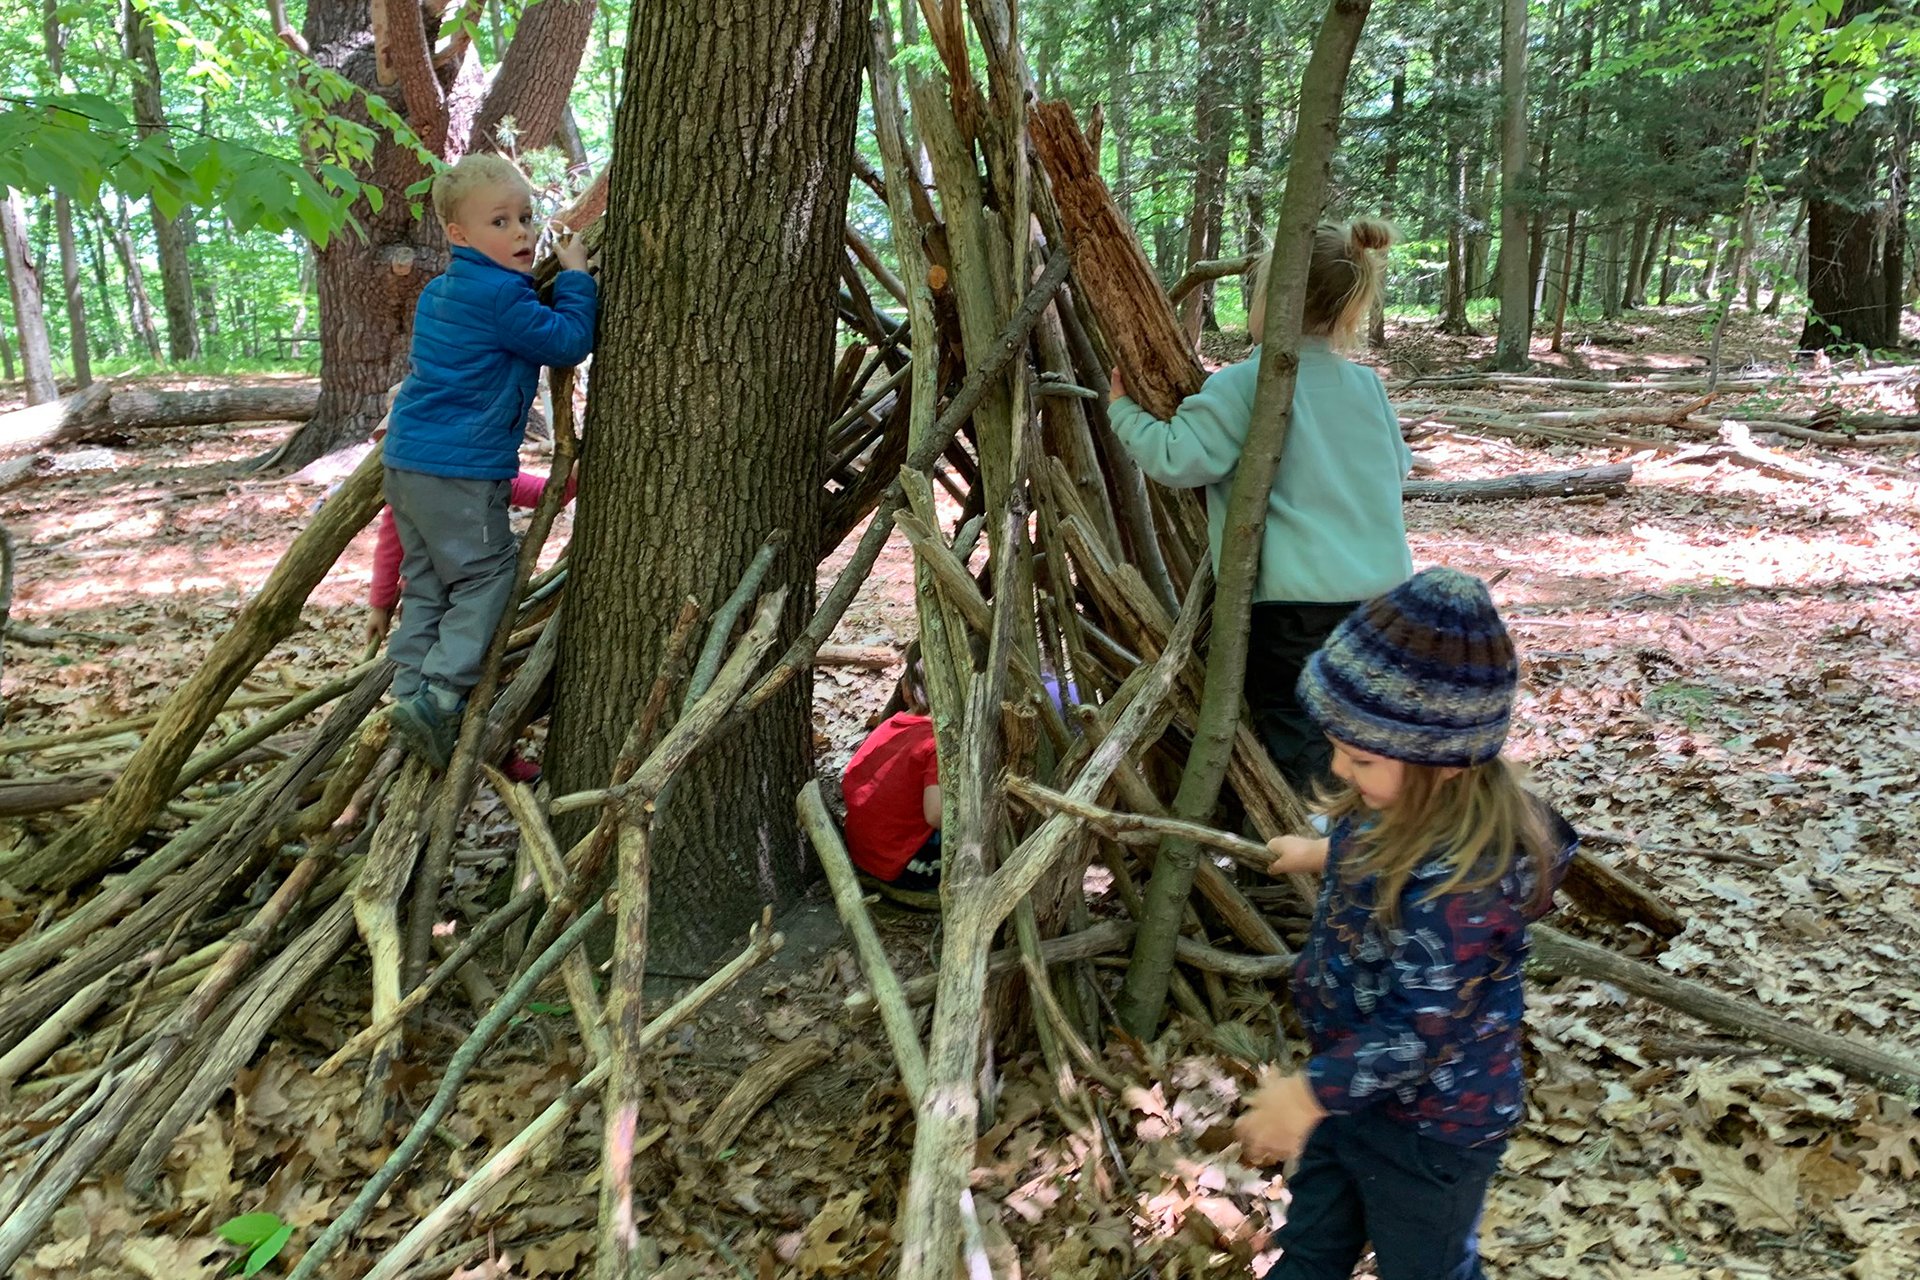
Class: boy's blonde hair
432,153,532,225
1246,218,1394,349
1316,755,1558,929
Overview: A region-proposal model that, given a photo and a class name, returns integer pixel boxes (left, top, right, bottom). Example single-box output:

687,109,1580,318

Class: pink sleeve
509,470,579,509
369,506,402,609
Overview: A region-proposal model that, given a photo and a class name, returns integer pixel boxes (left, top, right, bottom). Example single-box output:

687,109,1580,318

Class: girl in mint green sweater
1108,219,1410,789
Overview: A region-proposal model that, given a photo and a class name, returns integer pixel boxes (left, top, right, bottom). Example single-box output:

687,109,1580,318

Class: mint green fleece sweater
1108,340,1413,604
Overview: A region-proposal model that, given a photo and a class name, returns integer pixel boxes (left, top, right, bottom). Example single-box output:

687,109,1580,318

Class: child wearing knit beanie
1108,218,1412,790
1235,568,1578,1280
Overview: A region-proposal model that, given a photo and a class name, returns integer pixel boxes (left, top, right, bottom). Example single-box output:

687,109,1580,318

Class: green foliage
217,1211,294,1276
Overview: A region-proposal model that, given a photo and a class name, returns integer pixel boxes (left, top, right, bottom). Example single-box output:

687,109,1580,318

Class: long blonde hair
1318,755,1557,929
1247,217,1394,349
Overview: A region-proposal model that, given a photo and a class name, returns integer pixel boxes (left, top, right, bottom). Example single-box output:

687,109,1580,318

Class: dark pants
384,469,518,700
889,830,942,892
1244,601,1359,793
1263,1111,1504,1280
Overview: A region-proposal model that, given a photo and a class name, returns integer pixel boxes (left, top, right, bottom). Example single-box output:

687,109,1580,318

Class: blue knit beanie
1296,568,1517,767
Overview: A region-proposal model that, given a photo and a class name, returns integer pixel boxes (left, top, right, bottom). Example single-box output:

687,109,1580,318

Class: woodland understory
3,0,1920,1273
0,305,1916,1280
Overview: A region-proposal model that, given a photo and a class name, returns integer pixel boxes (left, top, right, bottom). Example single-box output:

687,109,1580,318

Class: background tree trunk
1493,0,1531,369
43,0,90,388
105,202,161,360
549,0,871,969
123,0,200,362
0,192,57,405
469,0,599,153
1801,0,1897,350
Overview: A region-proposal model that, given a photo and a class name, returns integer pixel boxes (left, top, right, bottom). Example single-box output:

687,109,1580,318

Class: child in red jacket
841,644,942,895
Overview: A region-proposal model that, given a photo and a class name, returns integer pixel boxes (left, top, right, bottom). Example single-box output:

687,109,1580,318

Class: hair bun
1348,218,1395,253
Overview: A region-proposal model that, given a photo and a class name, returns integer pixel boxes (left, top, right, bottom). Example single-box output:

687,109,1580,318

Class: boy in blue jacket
382,153,597,768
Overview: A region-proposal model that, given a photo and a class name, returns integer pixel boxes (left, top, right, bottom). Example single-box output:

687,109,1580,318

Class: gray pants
383,468,518,700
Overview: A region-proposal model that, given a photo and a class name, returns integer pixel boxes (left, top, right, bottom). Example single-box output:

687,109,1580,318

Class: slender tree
1493,0,1531,367
123,0,200,362
42,0,89,387
0,191,57,404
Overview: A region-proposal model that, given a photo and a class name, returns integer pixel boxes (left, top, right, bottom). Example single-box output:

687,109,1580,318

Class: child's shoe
390,686,464,770
500,751,542,785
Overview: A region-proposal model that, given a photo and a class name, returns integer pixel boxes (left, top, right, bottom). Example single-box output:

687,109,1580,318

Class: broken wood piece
696,1036,833,1156
1168,252,1262,309
1403,462,1634,502
814,643,899,669
798,779,928,1103
1530,925,1920,1094
1561,845,1684,939
1029,101,1204,419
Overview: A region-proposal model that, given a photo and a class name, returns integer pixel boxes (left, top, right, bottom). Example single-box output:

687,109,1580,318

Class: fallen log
1403,462,1634,502
0,381,319,458
1560,843,1684,939
1531,925,1920,1094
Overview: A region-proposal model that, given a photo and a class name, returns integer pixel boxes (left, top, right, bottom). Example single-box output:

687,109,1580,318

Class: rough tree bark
468,0,598,153
122,0,199,362
0,191,57,405
549,0,871,970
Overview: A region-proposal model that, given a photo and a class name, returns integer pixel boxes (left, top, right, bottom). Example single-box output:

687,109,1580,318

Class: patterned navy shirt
1291,804,1577,1148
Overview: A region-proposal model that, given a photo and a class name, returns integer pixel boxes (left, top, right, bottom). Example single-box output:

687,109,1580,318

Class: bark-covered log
1403,462,1634,502
1532,925,1920,1093
0,381,319,458
1030,101,1205,420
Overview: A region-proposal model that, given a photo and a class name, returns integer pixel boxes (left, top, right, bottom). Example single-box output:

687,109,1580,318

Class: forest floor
1,306,1918,1280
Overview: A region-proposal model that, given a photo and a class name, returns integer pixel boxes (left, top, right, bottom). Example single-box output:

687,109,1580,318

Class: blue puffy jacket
385,247,598,480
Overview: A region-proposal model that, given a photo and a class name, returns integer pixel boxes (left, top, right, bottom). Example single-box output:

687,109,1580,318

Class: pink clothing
369,470,575,608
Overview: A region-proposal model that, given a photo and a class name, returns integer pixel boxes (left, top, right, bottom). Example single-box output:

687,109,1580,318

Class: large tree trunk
1801,0,1897,350
1492,0,1531,369
549,0,870,969
0,191,57,405
469,0,598,153
123,0,200,362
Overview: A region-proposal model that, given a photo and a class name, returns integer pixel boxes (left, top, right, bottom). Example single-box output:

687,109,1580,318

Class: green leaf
217,1212,285,1247
243,1224,294,1276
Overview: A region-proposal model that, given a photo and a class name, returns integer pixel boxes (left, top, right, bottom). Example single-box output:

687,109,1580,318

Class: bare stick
1006,775,1271,872
797,781,928,1102
697,1036,833,1156
287,896,611,1280
315,888,541,1079
486,767,611,1062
